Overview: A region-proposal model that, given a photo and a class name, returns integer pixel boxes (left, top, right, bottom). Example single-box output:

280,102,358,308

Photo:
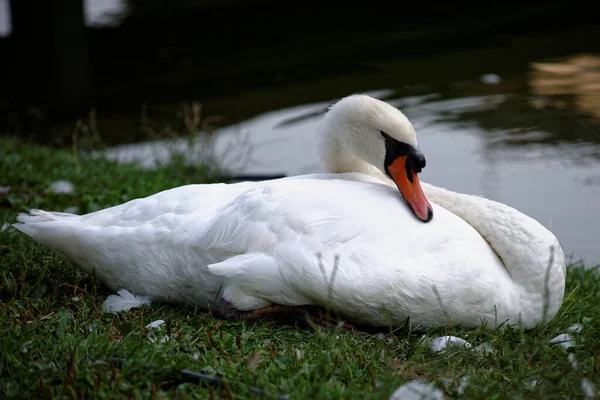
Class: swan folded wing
198,184,366,311
207,253,311,310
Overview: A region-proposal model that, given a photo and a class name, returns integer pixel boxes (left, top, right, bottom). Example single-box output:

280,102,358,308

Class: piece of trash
567,323,583,333
549,333,574,350
149,335,169,343
568,353,579,369
457,376,469,395
430,336,472,352
49,180,75,195
103,289,152,312
389,380,445,400
72,297,80,302
474,341,495,354
581,378,596,399
146,319,165,329
481,73,501,84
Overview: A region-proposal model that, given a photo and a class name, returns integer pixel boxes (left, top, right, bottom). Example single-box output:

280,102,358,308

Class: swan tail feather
13,209,93,266
208,253,311,311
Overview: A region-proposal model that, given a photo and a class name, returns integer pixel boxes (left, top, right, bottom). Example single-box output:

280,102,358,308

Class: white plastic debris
103,289,152,312
474,341,495,354
146,320,168,342
146,319,165,329
148,335,169,343
581,378,596,399
567,323,583,333
568,353,579,369
549,333,574,350
430,336,472,352
481,73,501,84
457,376,469,395
389,380,445,400
49,180,75,194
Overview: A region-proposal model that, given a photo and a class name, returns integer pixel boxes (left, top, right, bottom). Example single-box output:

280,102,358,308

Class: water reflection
451,54,600,151
530,54,600,120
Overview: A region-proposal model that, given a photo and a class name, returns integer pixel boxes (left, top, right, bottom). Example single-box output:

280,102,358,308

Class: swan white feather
103,289,152,312
13,94,566,330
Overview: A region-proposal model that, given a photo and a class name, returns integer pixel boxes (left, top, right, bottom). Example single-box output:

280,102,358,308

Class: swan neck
421,182,566,328
319,124,389,182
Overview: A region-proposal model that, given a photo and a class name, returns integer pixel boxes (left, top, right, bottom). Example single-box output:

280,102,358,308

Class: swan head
322,94,433,222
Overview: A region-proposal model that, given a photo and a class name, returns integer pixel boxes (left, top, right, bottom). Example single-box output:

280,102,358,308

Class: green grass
1,136,599,399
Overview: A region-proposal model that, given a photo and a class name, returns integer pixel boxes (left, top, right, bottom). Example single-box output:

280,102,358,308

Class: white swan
13,94,566,330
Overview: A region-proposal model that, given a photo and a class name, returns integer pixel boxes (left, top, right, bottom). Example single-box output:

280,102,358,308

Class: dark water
1,3,599,265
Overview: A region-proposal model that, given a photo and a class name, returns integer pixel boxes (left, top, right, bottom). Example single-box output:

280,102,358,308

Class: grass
0,136,599,399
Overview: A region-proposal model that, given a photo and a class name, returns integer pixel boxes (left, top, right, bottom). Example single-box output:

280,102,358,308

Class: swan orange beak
388,156,433,222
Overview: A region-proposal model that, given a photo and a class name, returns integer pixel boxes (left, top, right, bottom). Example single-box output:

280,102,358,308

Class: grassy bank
0,137,598,399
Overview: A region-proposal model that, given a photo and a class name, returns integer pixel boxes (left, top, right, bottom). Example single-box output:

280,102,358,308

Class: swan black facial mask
381,131,433,223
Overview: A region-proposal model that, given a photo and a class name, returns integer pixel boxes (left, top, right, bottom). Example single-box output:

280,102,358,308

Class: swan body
13,94,566,330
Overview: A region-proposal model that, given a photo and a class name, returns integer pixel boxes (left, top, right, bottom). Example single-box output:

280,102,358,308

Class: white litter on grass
103,289,152,312
146,319,165,329
567,323,583,333
146,320,168,343
49,180,75,194
549,333,574,350
581,378,596,399
72,297,80,302
389,380,445,400
430,336,472,352
474,341,495,354
457,376,469,395
568,353,579,369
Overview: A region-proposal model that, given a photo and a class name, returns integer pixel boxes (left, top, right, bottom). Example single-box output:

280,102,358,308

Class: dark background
1,1,598,146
